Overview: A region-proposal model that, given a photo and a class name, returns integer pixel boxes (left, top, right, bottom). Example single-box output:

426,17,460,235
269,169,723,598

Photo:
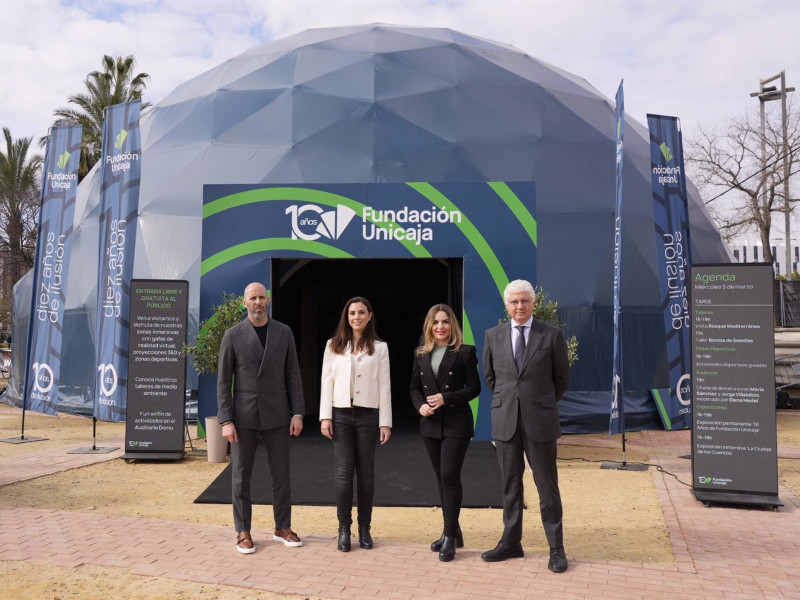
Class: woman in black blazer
410,303,481,562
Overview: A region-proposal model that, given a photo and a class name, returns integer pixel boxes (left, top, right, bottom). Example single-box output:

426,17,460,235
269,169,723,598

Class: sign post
691,263,781,507
123,280,189,461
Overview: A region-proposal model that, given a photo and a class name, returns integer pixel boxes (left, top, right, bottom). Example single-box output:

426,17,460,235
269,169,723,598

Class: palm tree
0,128,43,324
49,55,150,178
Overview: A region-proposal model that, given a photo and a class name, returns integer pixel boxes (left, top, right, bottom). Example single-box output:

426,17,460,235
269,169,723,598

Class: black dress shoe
337,525,351,552
438,536,456,562
548,546,568,573
481,541,524,562
358,526,373,549
430,526,463,552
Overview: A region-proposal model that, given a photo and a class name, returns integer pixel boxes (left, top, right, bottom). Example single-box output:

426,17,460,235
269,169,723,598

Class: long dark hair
330,296,381,355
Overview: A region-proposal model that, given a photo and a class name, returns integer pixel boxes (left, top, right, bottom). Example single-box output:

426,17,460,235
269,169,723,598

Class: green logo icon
114,129,128,150
659,142,673,162
57,150,70,170
617,118,621,139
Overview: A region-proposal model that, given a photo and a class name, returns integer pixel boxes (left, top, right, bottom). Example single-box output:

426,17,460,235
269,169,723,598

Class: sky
2,0,799,243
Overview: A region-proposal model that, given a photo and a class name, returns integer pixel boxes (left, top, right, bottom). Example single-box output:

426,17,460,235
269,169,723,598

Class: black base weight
600,461,649,471
0,436,48,444
68,446,119,454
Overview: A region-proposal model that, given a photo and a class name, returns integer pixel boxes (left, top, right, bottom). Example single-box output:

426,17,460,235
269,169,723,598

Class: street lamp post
751,72,795,276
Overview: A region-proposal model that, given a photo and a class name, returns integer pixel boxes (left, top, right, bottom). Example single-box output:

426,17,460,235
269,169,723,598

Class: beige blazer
319,339,392,428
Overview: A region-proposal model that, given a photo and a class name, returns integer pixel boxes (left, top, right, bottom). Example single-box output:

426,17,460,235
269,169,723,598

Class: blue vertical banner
647,114,692,430
23,125,82,415
609,81,625,435
94,101,142,421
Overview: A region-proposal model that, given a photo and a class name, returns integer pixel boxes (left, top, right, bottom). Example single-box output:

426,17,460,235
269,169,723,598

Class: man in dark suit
217,282,305,554
481,279,570,572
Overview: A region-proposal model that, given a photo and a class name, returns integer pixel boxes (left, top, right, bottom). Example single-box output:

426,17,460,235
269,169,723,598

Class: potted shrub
183,292,244,459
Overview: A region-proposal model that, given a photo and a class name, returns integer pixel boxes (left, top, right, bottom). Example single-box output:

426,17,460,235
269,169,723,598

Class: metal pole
760,88,768,266
781,71,792,278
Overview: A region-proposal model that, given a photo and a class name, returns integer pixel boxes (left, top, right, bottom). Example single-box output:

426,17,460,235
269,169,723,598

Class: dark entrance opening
272,258,463,431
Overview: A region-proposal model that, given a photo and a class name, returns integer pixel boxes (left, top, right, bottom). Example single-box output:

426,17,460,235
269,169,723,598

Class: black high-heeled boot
438,535,456,562
431,526,463,552
358,525,373,549
337,525,351,552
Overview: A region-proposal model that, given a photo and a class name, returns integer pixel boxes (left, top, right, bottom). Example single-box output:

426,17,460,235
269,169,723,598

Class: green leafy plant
498,286,579,366
182,292,244,375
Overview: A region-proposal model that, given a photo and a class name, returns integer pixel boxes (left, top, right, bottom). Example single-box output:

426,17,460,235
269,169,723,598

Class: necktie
514,325,526,371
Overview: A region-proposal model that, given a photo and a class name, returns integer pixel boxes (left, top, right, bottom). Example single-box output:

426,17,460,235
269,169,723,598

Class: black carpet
194,431,503,508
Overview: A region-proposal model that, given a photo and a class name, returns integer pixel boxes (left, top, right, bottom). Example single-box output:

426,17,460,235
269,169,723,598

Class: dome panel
10,24,728,430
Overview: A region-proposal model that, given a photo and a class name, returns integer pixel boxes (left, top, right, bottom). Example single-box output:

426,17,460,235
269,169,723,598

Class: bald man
217,282,305,554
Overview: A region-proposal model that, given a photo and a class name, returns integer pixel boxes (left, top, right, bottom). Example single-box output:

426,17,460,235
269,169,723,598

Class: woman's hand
321,419,333,439
426,393,445,410
379,426,392,444
419,404,435,417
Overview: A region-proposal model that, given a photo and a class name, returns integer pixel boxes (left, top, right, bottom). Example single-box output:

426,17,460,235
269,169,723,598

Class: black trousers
332,406,379,526
422,436,471,537
231,426,291,532
496,423,563,548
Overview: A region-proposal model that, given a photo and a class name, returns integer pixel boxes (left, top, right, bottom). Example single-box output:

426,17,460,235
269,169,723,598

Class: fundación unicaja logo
286,204,356,241
698,476,712,484
107,128,139,173
659,142,673,162
47,150,77,190
114,128,128,150
57,150,70,170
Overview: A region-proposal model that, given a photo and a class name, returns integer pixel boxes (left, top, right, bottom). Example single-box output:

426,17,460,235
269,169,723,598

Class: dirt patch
0,561,323,600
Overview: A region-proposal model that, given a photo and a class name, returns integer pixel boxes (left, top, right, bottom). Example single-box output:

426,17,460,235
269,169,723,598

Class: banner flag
647,114,692,430
609,81,625,435
23,125,83,415
93,101,142,422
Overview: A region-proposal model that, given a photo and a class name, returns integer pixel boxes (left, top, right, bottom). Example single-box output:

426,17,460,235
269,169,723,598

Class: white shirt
510,316,533,355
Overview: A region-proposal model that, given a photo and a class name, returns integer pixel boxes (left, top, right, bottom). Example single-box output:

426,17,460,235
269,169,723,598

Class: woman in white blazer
320,296,392,552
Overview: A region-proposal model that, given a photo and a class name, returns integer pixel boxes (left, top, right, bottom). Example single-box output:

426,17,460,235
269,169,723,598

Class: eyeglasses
507,299,532,307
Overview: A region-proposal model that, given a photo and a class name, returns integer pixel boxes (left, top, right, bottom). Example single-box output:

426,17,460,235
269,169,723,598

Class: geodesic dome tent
7,24,728,433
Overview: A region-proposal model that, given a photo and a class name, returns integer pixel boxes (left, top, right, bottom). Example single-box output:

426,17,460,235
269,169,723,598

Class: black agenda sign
691,264,781,507
124,280,189,461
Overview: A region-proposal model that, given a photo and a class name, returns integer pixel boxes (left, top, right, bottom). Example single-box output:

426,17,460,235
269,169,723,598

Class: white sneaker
273,528,303,547
236,532,256,554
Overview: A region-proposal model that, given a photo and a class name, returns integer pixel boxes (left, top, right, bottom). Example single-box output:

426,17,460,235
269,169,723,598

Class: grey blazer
217,318,305,430
482,320,570,443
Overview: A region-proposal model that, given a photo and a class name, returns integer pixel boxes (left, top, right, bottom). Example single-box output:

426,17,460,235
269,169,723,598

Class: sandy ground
1,406,799,600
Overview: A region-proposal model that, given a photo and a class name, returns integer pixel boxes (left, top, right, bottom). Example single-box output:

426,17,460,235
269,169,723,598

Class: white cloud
1,0,798,151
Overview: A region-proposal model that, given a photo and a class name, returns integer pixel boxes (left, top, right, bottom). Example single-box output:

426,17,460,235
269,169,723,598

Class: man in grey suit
481,279,570,572
217,282,305,554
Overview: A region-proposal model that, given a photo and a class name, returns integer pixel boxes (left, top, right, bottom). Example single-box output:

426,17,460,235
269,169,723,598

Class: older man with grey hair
481,279,571,572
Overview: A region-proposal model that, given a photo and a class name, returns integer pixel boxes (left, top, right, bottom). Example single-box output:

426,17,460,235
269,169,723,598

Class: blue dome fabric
8,24,728,431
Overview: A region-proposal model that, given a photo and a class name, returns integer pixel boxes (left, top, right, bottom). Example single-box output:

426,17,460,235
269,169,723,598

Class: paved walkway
0,419,799,598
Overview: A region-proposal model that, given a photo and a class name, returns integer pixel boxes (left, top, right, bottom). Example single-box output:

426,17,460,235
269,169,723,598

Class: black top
252,320,269,349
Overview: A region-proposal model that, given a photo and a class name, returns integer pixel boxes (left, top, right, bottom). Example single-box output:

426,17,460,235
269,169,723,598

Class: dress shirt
510,316,533,354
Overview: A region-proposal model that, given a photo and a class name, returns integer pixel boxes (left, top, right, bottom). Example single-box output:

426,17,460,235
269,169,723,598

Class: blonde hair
415,304,463,356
